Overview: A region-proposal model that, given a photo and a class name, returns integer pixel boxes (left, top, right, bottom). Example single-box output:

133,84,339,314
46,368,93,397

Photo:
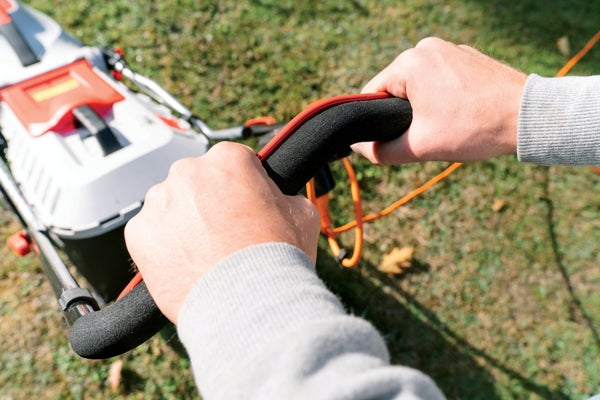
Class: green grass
1,0,600,398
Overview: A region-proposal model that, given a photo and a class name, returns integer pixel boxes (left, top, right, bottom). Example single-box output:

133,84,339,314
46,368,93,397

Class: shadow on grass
316,247,570,400
466,0,599,55
540,168,600,349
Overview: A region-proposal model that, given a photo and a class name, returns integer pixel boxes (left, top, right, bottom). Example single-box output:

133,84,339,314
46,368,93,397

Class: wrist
495,69,528,156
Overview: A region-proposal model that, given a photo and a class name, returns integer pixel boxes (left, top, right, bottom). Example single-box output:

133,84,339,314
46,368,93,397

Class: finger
370,128,418,165
361,69,391,94
418,37,480,62
350,141,377,162
457,43,483,56
414,36,448,49
352,127,417,166
204,142,268,182
206,141,257,164
361,51,412,99
361,63,408,99
124,211,152,270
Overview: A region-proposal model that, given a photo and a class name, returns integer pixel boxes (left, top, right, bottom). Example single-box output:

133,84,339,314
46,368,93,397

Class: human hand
352,37,527,165
124,142,320,323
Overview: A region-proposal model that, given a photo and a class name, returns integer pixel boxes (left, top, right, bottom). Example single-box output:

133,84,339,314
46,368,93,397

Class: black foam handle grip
261,96,412,195
69,282,169,359
68,95,412,359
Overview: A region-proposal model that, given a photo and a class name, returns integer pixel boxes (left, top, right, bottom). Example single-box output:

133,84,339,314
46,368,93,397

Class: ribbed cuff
517,74,600,166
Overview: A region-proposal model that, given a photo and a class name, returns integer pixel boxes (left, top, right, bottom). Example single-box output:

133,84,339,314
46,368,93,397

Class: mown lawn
1,0,599,399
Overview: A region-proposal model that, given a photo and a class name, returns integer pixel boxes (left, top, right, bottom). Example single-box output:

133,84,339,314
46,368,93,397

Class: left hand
124,142,320,323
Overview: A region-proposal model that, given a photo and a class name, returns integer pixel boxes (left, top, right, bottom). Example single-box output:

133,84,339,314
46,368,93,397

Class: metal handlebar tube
121,69,194,120
102,48,253,141
102,48,285,142
122,68,254,140
0,160,98,325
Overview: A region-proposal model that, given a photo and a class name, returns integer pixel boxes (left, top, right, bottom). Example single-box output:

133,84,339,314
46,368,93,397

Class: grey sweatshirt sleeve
517,74,600,166
177,242,444,400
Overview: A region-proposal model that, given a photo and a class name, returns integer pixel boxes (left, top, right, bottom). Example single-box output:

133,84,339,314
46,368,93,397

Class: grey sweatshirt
178,74,600,399
518,74,600,166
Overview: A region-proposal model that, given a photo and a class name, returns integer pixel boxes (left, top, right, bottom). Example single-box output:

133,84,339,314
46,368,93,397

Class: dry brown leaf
107,359,123,391
589,166,600,176
378,246,414,274
491,199,507,212
557,35,570,57
478,312,493,329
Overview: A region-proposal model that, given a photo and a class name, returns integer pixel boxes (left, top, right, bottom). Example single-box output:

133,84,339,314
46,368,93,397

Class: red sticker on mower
0,0,16,23
0,0,16,12
0,0,17,25
0,10,10,25
0,59,125,136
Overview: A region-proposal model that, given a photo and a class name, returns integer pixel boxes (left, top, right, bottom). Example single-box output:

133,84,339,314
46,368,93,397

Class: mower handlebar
68,94,412,359
69,282,168,359
258,94,412,195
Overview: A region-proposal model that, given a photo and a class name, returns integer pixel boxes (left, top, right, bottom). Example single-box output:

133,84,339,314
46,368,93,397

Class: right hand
352,37,528,165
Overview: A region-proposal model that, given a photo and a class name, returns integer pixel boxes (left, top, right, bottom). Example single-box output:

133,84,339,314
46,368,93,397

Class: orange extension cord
309,30,600,268
118,30,600,299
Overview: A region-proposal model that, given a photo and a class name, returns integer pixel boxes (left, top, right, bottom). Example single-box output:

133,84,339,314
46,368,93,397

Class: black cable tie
335,248,348,266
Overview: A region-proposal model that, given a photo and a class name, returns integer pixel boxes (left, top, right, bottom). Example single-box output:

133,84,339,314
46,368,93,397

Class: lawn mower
0,0,411,359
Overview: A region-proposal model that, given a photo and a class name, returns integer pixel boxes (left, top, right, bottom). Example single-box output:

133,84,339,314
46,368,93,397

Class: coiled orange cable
119,30,600,298
308,30,600,268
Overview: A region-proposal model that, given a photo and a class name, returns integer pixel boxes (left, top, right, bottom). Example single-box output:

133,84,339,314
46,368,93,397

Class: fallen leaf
107,359,123,391
557,35,570,57
589,166,600,176
478,311,493,329
378,246,414,274
492,199,507,212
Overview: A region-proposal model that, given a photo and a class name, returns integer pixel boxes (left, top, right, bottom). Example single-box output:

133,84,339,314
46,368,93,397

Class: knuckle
415,36,444,49
371,142,398,166
210,140,237,154
372,155,390,166
301,195,318,216
124,215,143,246
210,141,249,157
168,157,197,178
211,141,257,166
395,47,426,74
208,142,256,166
143,181,165,204
123,216,135,239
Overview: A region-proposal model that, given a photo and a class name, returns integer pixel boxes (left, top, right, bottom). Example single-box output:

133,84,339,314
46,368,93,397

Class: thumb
352,130,417,166
361,55,409,98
